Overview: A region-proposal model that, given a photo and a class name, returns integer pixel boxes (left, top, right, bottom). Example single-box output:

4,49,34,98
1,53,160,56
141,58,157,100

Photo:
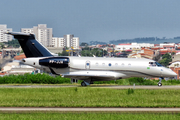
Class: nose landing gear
158,82,162,87
158,77,164,87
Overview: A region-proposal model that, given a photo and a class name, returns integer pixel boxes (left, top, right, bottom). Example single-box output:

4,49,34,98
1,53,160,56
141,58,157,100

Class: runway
0,85,180,89
0,107,180,112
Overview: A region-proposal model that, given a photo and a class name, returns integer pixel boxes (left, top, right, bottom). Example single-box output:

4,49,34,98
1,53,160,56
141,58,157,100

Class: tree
5,39,20,48
80,47,108,57
58,51,69,56
171,52,176,56
80,42,88,46
162,53,172,60
81,50,92,56
82,47,91,51
0,43,5,49
159,53,172,67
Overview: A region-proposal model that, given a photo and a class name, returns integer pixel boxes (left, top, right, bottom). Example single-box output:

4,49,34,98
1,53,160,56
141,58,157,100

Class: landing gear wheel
81,82,86,86
158,77,163,87
158,82,162,87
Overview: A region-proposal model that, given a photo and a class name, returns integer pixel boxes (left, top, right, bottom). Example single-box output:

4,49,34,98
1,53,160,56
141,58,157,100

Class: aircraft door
85,61,90,69
160,69,163,77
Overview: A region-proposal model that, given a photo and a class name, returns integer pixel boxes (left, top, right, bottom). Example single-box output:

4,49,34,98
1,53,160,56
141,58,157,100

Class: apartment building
0,25,12,42
52,34,79,49
52,37,64,47
21,24,52,47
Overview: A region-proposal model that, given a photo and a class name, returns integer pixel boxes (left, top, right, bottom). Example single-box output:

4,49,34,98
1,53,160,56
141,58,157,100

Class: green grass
0,73,71,84
0,88,179,107
0,113,180,120
1,74,180,85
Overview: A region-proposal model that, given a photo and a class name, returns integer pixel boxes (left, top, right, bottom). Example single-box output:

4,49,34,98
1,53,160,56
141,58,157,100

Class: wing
64,71,128,81
49,67,128,81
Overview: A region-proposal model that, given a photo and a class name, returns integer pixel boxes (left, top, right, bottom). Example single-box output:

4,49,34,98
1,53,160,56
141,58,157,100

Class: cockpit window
149,62,156,66
155,62,163,67
149,62,162,67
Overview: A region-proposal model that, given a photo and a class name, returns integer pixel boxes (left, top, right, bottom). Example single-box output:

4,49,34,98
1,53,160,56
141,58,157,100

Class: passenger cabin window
96,62,98,66
102,63,105,66
86,63,90,66
115,63,118,66
109,63,111,66
121,63,124,66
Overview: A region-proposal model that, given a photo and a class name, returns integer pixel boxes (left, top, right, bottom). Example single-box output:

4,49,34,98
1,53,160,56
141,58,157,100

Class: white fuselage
22,56,177,81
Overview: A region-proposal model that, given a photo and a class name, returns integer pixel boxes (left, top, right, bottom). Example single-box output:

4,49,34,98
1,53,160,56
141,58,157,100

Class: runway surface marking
0,107,180,112
0,85,180,89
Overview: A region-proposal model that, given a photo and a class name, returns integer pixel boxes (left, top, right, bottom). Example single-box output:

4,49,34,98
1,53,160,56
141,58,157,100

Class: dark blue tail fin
6,32,53,58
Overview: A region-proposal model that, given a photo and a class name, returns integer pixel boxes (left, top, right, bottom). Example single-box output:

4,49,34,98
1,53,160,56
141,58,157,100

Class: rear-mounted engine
39,57,69,68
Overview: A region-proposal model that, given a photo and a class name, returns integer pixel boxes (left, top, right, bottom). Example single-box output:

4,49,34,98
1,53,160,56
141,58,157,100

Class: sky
1,0,180,43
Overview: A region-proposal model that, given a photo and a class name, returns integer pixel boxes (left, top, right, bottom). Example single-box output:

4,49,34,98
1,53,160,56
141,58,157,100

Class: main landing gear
81,81,86,86
81,80,92,86
158,77,164,87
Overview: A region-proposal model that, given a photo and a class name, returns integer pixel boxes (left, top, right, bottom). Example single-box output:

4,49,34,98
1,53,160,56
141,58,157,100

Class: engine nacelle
39,57,69,68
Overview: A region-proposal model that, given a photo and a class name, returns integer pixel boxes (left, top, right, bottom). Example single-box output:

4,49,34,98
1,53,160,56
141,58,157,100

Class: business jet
6,32,177,86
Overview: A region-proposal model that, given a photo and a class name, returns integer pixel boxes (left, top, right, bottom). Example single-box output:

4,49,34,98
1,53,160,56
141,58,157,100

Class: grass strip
0,88,179,107
0,113,180,120
1,74,180,85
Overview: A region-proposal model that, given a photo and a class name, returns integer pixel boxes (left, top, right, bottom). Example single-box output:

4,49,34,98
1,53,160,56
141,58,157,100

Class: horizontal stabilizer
5,32,31,36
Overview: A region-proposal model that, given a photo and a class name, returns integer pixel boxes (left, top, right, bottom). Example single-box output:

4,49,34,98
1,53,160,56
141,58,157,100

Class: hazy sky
1,0,180,42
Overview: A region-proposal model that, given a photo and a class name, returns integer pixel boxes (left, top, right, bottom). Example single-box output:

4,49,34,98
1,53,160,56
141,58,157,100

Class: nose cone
171,71,177,77
162,68,177,77
169,71,177,77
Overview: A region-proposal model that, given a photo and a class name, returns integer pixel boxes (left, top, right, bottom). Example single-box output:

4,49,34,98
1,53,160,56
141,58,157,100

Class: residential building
160,49,176,55
52,34,79,49
169,61,180,79
131,43,154,48
52,37,65,47
21,24,52,47
115,44,141,53
0,24,12,42
160,43,177,50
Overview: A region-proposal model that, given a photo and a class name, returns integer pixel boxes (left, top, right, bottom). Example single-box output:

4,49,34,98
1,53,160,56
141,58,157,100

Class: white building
160,43,175,47
71,37,79,49
52,34,79,49
115,45,141,51
21,24,52,47
0,25,12,42
52,37,65,47
131,43,154,48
